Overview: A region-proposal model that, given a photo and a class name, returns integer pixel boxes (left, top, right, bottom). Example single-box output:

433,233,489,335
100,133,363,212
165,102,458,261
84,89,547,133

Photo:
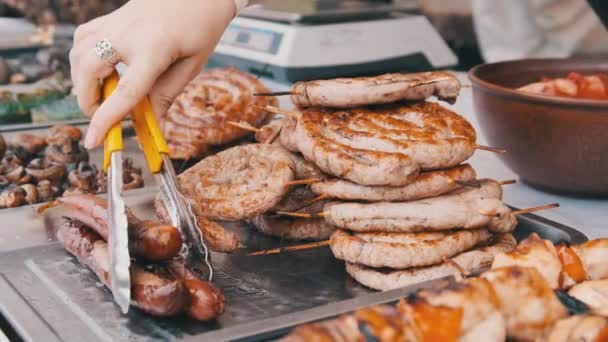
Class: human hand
69,0,236,149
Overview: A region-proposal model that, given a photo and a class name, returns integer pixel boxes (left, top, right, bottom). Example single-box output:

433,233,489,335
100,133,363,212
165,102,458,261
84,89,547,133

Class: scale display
220,24,283,55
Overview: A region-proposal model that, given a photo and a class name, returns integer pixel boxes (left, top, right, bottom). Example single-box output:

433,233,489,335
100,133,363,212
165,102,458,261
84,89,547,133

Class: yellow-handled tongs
102,72,212,314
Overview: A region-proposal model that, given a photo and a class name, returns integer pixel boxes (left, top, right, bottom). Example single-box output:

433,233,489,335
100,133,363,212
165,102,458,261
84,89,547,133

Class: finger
72,15,105,42
149,53,206,119
72,41,116,117
84,55,173,149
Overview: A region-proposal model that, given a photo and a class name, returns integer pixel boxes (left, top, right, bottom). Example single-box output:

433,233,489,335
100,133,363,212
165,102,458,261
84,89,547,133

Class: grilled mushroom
67,161,98,192
0,186,27,208
20,184,38,204
44,143,88,166
26,158,66,183
5,165,32,184
37,180,60,202
45,125,82,146
9,133,47,156
123,171,144,190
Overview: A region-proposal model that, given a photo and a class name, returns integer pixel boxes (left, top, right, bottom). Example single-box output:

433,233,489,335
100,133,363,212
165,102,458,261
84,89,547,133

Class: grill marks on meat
290,71,462,108
160,68,277,159
331,228,491,269
345,233,516,291
294,102,476,186
324,179,516,233
482,267,568,341
311,163,476,202
170,144,295,222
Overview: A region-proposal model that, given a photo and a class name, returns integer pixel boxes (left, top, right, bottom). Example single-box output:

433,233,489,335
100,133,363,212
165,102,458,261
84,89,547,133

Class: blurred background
0,0,605,125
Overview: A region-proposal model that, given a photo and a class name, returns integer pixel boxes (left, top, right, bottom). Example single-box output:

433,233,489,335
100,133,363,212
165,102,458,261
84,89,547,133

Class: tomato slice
557,244,587,286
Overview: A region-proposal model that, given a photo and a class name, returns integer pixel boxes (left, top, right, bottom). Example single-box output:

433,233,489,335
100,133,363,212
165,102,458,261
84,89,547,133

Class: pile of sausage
284,233,608,342
231,71,523,288
0,125,143,209
159,68,277,161
47,194,224,320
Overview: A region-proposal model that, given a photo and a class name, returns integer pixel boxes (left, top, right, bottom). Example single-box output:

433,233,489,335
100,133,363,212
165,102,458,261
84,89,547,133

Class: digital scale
210,0,458,82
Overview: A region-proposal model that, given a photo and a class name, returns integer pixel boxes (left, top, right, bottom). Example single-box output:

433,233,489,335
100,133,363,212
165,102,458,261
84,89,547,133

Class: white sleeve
472,0,602,62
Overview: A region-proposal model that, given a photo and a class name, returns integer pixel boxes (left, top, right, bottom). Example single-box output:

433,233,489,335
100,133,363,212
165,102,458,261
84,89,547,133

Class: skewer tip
476,145,507,154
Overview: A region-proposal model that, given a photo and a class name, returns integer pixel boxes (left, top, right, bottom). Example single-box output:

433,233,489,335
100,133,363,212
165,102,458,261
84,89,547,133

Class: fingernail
83,130,98,149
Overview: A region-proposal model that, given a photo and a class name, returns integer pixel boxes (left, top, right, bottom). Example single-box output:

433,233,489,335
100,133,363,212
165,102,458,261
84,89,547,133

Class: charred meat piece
9,133,47,156
25,158,66,183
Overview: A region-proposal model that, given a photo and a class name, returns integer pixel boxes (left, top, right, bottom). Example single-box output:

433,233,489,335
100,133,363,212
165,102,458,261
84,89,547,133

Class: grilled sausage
290,71,461,108
167,260,225,321
55,195,182,262
345,234,516,291
294,102,476,186
57,219,188,316
311,163,476,202
324,180,516,233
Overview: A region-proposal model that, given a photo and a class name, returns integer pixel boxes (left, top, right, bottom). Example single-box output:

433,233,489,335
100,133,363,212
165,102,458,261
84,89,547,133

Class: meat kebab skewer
252,71,463,107
263,105,506,155
248,202,559,256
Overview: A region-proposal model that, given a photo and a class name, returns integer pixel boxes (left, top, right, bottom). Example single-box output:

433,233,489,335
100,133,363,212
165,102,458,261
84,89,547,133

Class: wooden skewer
248,240,330,256
264,105,301,118
476,145,507,153
512,203,559,216
226,121,260,133
304,194,330,206
275,211,315,219
500,179,517,186
253,91,296,97
285,178,321,186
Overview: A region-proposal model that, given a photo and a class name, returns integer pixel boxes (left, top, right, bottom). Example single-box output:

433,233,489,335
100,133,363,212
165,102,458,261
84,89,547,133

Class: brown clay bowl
469,58,608,197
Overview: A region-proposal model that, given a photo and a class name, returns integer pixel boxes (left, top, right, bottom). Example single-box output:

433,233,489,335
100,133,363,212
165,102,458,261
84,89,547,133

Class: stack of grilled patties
159,67,277,161
250,71,519,288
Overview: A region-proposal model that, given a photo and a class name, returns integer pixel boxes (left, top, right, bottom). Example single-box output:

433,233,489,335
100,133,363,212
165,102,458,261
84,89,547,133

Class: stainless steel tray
0,184,588,342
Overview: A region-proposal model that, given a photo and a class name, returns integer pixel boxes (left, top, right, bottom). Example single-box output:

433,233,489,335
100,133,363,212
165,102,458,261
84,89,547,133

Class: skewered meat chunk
311,163,476,202
346,234,516,291
160,68,277,159
25,158,66,183
161,143,295,221
0,186,26,208
538,314,608,342
323,179,516,233
294,102,476,186
330,228,491,269
568,280,608,317
482,266,568,341
20,183,38,204
290,71,462,108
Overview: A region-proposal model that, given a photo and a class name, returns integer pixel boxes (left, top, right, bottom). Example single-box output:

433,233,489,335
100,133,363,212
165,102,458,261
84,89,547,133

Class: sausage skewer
252,71,462,108
251,202,559,256
262,105,506,155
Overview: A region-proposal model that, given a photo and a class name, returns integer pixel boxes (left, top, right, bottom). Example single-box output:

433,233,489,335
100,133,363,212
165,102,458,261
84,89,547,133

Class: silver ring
94,38,120,65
